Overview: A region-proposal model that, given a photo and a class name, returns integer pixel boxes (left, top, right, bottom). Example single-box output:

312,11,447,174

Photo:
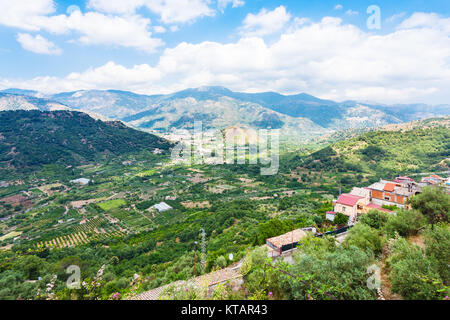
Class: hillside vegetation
0,110,172,172
282,120,449,192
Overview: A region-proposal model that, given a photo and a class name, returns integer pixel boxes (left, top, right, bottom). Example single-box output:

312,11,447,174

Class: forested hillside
0,110,172,171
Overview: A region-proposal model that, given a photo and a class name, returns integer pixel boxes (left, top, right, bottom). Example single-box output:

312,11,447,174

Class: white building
153,202,173,212
70,178,90,185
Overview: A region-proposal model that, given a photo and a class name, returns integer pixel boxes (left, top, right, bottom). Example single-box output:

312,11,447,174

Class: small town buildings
349,187,371,200
153,202,173,212
333,193,368,224
266,229,308,255
394,176,415,184
367,179,421,208
420,174,446,186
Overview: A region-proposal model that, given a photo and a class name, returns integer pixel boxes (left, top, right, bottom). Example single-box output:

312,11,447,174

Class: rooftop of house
336,194,364,206
350,187,370,198
367,181,388,191
395,176,415,183
326,211,337,215
384,183,396,192
266,229,308,248
368,179,420,196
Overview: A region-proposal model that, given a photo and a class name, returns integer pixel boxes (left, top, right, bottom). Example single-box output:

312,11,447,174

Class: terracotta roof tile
384,183,396,192
336,194,364,206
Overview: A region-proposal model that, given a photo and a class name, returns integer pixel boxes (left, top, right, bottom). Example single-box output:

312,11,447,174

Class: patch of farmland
97,199,126,211
181,201,211,209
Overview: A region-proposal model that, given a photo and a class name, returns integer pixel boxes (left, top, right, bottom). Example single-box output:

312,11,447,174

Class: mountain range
1,87,449,141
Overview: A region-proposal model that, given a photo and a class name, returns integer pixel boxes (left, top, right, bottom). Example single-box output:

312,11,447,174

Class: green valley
0,111,448,301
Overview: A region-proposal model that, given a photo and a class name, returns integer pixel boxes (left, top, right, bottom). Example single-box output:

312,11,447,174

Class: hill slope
0,92,70,112
283,117,450,188
0,110,172,171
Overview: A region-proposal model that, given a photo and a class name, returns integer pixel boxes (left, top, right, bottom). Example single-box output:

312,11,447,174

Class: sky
0,0,449,105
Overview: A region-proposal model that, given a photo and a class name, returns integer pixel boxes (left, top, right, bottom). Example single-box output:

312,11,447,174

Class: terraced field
36,217,128,249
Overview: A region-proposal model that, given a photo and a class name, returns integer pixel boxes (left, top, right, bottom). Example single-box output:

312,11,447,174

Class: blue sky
0,0,449,104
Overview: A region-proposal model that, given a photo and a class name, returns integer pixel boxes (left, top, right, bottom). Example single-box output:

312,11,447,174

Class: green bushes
408,187,450,227
334,212,349,226
360,145,386,160
254,219,293,245
387,238,446,300
359,210,389,230
423,225,450,282
289,245,376,300
344,223,384,255
384,209,426,237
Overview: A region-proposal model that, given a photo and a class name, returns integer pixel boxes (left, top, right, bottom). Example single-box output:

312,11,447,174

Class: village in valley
0,114,449,300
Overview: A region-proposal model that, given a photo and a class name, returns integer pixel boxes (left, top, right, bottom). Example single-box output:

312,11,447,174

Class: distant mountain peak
1,88,41,98
1,87,449,137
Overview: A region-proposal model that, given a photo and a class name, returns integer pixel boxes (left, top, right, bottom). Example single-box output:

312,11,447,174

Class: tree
289,245,376,300
359,210,388,229
215,256,227,268
424,225,450,282
334,213,349,226
408,187,450,228
387,238,443,300
344,223,384,254
385,209,426,237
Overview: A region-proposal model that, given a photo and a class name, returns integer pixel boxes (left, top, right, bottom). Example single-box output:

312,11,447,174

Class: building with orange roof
367,179,421,208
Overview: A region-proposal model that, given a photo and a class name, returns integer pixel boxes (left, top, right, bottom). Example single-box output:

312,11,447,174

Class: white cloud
218,0,245,12
153,26,167,34
147,0,215,24
345,9,359,16
0,0,55,31
240,6,291,36
88,0,215,24
16,33,61,55
0,1,164,52
2,13,450,105
334,4,343,11
398,12,450,33
66,11,163,52
87,0,145,14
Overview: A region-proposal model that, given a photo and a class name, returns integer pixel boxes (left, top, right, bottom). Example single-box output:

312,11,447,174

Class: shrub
344,223,384,254
289,246,376,300
408,187,450,227
359,210,389,229
215,256,227,268
334,213,349,226
424,224,450,282
385,209,426,237
387,238,442,300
